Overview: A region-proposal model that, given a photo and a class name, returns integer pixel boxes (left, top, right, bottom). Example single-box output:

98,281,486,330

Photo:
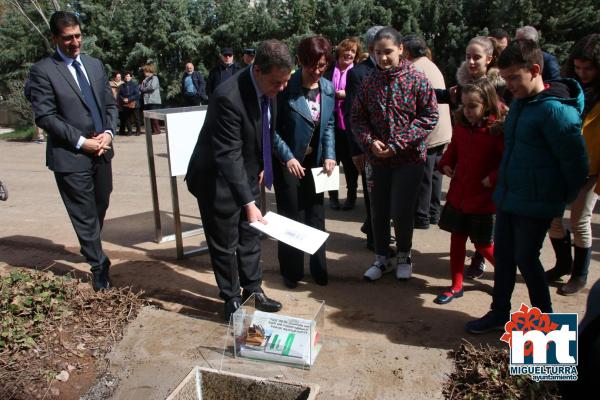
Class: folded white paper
250,212,329,255
311,166,339,193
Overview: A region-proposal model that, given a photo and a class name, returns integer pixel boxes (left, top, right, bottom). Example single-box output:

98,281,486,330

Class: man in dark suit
186,40,293,320
344,26,383,250
206,47,242,98
29,11,117,291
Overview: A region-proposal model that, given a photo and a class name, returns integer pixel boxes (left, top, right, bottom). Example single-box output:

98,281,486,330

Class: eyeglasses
61,33,82,41
308,62,328,71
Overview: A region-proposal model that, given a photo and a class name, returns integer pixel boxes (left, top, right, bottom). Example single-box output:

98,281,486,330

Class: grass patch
0,126,35,141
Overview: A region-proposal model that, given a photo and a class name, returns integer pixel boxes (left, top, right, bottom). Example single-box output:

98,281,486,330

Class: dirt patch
0,267,144,399
444,341,561,399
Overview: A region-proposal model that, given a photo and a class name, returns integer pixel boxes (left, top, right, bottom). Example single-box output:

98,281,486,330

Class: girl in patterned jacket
351,27,438,282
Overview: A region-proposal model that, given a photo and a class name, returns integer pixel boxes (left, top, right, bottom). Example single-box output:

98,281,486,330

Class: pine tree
1,0,599,115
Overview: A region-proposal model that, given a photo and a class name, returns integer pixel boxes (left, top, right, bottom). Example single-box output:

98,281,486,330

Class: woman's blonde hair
467,36,495,56
142,64,156,74
335,37,362,63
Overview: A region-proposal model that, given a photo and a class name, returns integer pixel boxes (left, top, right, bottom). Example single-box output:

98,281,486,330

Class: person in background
345,25,384,251
140,64,162,135
206,47,241,97
352,27,438,282
118,71,141,136
488,28,509,52
402,33,452,230
242,48,256,66
109,71,122,100
515,25,561,81
181,62,208,106
324,37,361,211
436,36,507,107
272,35,336,288
546,33,600,296
466,40,588,334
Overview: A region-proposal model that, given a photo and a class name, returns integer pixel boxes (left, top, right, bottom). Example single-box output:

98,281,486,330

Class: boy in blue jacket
466,40,589,333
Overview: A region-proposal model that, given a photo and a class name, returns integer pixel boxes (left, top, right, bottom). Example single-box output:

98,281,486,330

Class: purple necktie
261,95,273,190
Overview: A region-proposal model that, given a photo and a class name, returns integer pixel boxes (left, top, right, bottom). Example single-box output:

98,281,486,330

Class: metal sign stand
144,106,208,259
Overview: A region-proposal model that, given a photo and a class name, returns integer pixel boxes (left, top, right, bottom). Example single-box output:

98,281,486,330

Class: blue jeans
491,210,553,317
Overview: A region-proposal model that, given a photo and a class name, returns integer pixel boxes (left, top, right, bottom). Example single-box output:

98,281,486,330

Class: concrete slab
0,134,598,399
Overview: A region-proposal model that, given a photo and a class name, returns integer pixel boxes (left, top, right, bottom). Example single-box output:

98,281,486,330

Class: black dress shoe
312,273,328,286
310,265,328,286
224,298,241,322
243,290,282,313
283,277,298,289
329,197,340,210
255,293,282,312
360,222,368,234
91,269,110,292
341,194,357,210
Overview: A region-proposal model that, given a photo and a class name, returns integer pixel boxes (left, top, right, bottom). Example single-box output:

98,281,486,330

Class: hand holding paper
323,159,336,176
311,166,339,194
250,212,329,255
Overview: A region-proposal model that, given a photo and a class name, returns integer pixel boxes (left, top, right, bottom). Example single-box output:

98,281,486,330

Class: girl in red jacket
435,78,507,304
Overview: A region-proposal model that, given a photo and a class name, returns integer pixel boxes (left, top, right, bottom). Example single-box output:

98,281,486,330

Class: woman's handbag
122,100,137,108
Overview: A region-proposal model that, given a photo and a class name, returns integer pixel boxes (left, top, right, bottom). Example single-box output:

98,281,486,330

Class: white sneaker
363,257,392,281
395,256,412,280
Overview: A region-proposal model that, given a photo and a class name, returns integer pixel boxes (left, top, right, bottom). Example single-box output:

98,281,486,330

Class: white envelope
311,166,339,193
250,212,329,255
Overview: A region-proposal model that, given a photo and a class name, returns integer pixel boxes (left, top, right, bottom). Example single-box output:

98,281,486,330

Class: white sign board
165,110,207,176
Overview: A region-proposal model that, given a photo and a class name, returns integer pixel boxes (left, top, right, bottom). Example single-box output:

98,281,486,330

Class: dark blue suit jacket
344,57,377,156
29,52,117,172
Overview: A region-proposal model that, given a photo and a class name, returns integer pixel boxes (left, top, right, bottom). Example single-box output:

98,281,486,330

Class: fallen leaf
55,370,69,382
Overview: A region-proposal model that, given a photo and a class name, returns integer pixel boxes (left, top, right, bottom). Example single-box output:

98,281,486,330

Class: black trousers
196,179,262,302
330,128,359,197
273,160,327,282
183,95,202,106
361,170,372,239
119,107,141,135
54,160,112,271
491,210,553,317
414,145,444,224
369,162,424,256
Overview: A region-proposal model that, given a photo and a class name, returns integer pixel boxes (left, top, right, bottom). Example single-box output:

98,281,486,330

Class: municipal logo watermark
500,304,578,381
